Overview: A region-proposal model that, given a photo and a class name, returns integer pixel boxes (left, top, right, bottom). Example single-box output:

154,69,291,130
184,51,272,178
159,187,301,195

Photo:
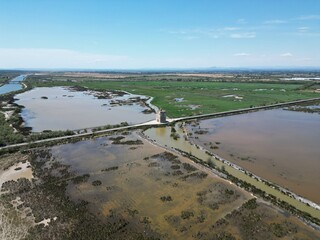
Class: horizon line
1,66,320,72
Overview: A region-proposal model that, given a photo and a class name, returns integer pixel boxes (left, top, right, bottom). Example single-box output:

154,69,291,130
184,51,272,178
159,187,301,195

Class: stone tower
156,109,166,123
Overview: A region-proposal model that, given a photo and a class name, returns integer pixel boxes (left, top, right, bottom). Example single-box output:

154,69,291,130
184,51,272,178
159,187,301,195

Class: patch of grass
242,198,258,210
92,180,102,186
182,163,197,172
101,166,119,172
72,174,90,184
180,210,194,220
160,196,173,202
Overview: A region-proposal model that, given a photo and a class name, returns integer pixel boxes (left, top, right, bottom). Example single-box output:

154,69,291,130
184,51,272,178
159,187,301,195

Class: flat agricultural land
27,74,320,118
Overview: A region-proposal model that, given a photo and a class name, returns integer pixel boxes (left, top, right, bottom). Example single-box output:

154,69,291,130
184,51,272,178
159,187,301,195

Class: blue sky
0,0,319,69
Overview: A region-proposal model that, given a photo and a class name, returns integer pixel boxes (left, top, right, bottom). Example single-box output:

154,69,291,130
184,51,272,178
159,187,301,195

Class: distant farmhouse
156,109,166,123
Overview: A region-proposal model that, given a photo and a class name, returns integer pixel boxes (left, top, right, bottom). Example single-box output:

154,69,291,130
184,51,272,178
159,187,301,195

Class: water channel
0,75,25,95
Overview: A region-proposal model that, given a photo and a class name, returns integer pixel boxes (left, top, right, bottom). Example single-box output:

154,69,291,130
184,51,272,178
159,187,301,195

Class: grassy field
28,76,320,118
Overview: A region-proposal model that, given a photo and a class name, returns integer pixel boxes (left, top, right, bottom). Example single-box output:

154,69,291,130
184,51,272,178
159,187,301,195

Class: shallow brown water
187,109,320,204
18,131,320,239
48,133,251,238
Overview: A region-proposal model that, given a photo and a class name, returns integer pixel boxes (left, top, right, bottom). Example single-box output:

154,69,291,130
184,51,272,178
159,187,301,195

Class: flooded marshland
1,132,320,239
186,108,320,204
14,87,155,132
45,133,251,238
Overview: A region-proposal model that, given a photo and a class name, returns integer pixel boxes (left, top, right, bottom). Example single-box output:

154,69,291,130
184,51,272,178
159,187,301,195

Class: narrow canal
0,75,26,95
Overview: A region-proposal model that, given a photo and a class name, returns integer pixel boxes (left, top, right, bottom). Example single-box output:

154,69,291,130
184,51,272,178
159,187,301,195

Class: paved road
1,97,319,151
0,122,163,150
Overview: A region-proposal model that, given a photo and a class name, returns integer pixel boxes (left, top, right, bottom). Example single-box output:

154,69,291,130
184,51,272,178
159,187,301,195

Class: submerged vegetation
1,130,320,239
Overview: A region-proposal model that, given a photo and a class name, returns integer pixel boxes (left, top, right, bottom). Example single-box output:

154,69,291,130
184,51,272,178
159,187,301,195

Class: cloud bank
0,48,128,69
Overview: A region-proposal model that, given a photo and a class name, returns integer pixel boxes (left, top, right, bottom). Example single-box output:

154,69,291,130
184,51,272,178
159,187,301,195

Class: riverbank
0,75,27,95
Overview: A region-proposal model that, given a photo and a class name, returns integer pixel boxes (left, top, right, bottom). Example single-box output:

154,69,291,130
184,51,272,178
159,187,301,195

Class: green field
28,77,320,118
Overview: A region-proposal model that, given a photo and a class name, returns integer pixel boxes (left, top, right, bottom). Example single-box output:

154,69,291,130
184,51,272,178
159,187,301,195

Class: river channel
0,75,25,95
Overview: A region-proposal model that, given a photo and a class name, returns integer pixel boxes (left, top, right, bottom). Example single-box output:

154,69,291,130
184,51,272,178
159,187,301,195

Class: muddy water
47,133,251,238
15,87,155,132
187,109,320,204
144,124,320,219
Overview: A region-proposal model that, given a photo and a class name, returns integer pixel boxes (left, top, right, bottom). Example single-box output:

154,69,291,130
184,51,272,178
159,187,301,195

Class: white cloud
223,27,240,31
183,36,200,40
264,19,287,24
163,27,257,40
167,30,188,34
230,32,256,38
263,19,288,24
280,53,293,57
296,15,320,20
234,53,251,56
296,57,313,62
237,19,247,24
0,48,128,69
297,27,309,32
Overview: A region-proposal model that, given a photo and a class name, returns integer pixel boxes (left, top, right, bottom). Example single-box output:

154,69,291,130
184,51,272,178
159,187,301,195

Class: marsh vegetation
0,131,319,239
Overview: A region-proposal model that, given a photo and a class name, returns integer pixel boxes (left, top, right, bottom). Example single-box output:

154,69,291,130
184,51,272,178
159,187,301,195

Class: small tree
208,158,216,168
